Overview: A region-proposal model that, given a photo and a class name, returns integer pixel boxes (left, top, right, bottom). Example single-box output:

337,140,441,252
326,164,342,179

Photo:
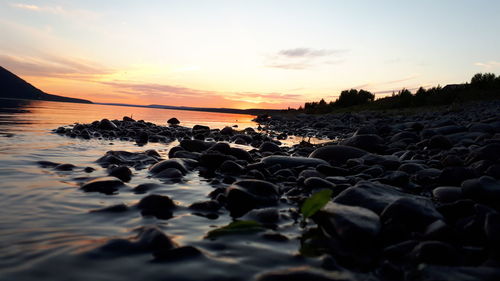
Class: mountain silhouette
0,66,92,104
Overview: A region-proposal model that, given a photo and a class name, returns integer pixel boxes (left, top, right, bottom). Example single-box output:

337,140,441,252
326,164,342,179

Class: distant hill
0,66,92,104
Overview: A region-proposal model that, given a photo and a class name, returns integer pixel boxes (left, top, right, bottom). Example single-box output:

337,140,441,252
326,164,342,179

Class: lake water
0,99,317,281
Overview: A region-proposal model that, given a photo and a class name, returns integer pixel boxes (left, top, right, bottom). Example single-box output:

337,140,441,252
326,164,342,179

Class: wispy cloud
0,54,114,79
265,47,348,70
350,74,420,90
10,2,99,18
474,61,500,68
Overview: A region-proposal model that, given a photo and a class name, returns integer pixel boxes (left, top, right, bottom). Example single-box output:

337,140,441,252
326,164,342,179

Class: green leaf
301,189,333,218
205,220,264,239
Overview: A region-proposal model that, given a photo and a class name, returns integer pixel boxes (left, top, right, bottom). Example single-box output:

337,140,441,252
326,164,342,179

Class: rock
462,176,500,207
54,163,76,171
133,183,163,194
428,135,453,150
309,145,369,165
219,160,245,175
316,202,381,245
90,203,128,213
255,267,355,281
380,197,444,233
398,163,426,173
406,264,500,281
243,207,280,224
80,177,125,195
229,147,253,162
341,134,385,153
432,186,463,203
108,166,132,182
167,117,180,125
188,200,221,213
137,194,176,219
180,139,215,152
304,177,336,190
98,119,118,130
154,168,184,179
153,246,202,262
261,156,328,169
316,164,349,176
123,116,135,122
467,143,500,164
225,180,280,217
438,167,477,186
409,241,461,266
200,151,237,168
333,181,417,214
259,141,281,153
220,126,234,135
485,213,500,249
149,159,188,175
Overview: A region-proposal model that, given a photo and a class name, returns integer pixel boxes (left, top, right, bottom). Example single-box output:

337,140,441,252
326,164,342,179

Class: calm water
0,99,314,281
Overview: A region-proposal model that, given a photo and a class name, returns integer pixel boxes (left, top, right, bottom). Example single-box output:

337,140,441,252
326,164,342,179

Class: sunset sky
1,0,499,109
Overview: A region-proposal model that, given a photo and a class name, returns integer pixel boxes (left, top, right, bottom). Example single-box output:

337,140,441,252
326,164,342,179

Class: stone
153,246,202,262
432,186,463,203
167,117,180,125
261,155,328,169
341,134,385,153
316,202,381,244
381,197,444,232
428,135,453,150
409,241,461,265
180,139,215,152
80,177,125,195
219,160,245,175
259,141,281,153
137,194,176,219
304,177,336,190
108,166,132,182
54,163,76,171
462,176,500,207
309,145,369,165
255,267,355,281
149,159,188,175
97,118,118,130
225,180,280,217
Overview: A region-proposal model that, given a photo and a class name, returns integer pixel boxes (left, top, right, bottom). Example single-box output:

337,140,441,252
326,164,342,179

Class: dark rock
462,176,500,207
341,134,385,153
97,118,118,130
189,200,221,213
316,164,349,176
406,264,500,281
220,126,234,135
438,167,477,186
467,144,500,164
225,180,280,217
90,203,128,213
167,117,180,125
220,160,244,175
229,147,253,162
153,245,202,262
255,267,353,281
410,241,461,265
154,168,183,179
137,194,176,219
200,151,237,168
381,197,444,233
108,166,132,182
259,141,281,153
133,183,163,194
309,145,368,165
54,163,76,171
262,155,328,169
428,135,453,150
316,202,381,245
243,207,280,224
432,186,463,203
149,159,188,175
304,177,335,190
180,139,215,152
80,177,125,195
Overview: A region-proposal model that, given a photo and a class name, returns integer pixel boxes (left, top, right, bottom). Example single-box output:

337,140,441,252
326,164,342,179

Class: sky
1,0,499,109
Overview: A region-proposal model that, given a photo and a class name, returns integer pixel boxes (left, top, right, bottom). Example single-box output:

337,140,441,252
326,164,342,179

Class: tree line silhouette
296,73,500,114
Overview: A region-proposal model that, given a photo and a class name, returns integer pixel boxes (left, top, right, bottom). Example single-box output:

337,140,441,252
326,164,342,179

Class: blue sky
1,0,499,108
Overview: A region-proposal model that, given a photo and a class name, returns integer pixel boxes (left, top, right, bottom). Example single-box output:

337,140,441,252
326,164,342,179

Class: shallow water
0,99,318,281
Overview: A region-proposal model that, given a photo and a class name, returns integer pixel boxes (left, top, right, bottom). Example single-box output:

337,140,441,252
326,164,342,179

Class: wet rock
261,155,328,169
462,176,500,207
243,207,280,224
225,179,280,217
153,245,203,262
255,267,355,281
133,183,163,194
316,164,349,176
80,177,125,195
381,197,444,234
220,160,245,175
333,181,416,214
188,200,221,213
229,147,253,162
316,202,381,245
96,150,160,167
428,135,453,150
341,134,385,153
304,177,335,190
438,167,477,186
180,139,215,152
309,145,368,165
167,117,180,125
149,159,188,175
220,126,234,135
90,203,129,213
200,151,237,168
432,186,463,203
409,241,461,266
97,118,118,130
137,194,176,219
54,163,76,171
467,143,500,164
108,166,132,182
259,142,281,153
406,264,500,281
155,168,184,179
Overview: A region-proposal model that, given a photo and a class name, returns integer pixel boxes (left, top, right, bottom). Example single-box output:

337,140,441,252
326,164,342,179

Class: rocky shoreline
49,101,500,281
